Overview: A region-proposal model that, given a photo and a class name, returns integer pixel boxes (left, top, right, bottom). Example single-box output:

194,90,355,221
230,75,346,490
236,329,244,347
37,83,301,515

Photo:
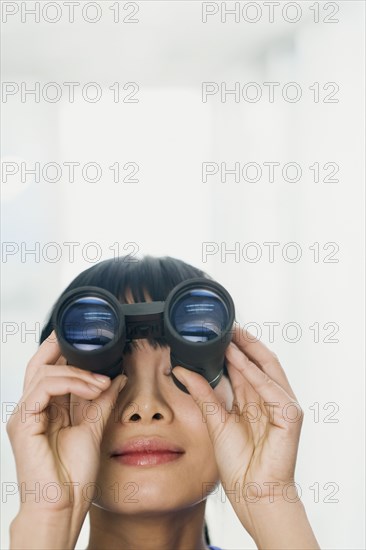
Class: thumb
86,374,128,440
173,367,226,441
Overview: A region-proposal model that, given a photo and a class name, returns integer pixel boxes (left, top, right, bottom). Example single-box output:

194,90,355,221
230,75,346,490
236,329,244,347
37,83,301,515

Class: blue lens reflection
61,297,118,350
170,289,229,342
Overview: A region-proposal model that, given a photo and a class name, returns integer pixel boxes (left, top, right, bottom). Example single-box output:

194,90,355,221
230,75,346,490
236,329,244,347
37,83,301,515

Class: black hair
40,255,213,545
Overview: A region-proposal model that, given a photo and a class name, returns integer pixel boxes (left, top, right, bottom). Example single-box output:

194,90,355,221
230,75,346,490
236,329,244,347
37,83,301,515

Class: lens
170,288,229,342
60,296,118,351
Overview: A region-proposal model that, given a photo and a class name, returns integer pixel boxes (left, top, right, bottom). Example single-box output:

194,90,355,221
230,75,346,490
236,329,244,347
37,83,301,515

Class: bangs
115,256,208,305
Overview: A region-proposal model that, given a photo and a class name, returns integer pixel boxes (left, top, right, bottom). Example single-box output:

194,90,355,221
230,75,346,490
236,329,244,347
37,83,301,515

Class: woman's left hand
173,323,304,535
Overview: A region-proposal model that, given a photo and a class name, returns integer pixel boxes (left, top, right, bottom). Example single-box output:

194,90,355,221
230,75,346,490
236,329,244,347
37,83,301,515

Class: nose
125,407,165,423
117,344,175,425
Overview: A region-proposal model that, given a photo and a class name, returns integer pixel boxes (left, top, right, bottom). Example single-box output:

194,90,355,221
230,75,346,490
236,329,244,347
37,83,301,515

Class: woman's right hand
6,331,127,549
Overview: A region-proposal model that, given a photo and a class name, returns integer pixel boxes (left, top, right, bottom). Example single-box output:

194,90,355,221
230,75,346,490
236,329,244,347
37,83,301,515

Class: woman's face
92,340,234,515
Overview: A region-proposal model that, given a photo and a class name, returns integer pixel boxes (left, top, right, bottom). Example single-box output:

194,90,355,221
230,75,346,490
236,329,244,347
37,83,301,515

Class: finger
48,354,70,411
173,367,227,443
226,355,276,427
27,364,112,391
26,363,111,414
226,355,260,408
25,364,111,411
226,344,303,428
232,324,297,400
84,374,128,440
55,355,67,366
24,331,62,392
13,376,112,436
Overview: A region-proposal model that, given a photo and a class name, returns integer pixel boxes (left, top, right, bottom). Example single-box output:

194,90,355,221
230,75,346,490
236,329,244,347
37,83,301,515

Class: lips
110,437,185,467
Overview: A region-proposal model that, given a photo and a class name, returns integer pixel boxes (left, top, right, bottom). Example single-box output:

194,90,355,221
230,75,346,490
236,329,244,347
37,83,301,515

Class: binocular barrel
52,278,235,393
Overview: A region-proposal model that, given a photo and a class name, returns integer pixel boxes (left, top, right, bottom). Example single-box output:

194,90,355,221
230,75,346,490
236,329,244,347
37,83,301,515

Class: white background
1,1,365,549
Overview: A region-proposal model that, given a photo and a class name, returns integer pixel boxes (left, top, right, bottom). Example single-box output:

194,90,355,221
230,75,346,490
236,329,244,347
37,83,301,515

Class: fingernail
92,374,110,385
230,342,239,350
228,342,240,354
173,368,186,384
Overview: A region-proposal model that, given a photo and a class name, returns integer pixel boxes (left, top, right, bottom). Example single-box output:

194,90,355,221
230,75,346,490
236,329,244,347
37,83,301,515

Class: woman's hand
173,324,318,547
6,331,127,549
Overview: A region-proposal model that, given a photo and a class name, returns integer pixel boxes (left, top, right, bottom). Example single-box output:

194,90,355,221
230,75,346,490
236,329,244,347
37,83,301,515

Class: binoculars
53,278,235,393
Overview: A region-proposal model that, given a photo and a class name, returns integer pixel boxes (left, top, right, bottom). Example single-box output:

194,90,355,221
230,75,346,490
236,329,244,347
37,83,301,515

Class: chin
92,488,206,516
94,469,219,516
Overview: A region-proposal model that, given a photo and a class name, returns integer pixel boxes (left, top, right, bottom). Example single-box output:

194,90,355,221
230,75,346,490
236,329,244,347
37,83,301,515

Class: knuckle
26,347,46,370
6,411,21,435
38,363,50,376
6,397,21,420
286,402,304,426
39,375,58,392
6,418,15,435
59,378,73,394
38,375,48,387
28,364,48,385
26,352,38,370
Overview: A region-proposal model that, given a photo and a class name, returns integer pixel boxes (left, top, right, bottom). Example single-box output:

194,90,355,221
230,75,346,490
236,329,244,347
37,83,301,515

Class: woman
7,256,320,550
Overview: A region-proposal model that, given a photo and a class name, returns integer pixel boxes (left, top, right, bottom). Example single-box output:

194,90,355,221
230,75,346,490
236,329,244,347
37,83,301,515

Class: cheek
181,404,220,485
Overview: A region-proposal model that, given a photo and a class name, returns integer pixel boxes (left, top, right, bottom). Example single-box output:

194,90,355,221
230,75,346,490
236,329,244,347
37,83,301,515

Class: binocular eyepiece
52,278,235,393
